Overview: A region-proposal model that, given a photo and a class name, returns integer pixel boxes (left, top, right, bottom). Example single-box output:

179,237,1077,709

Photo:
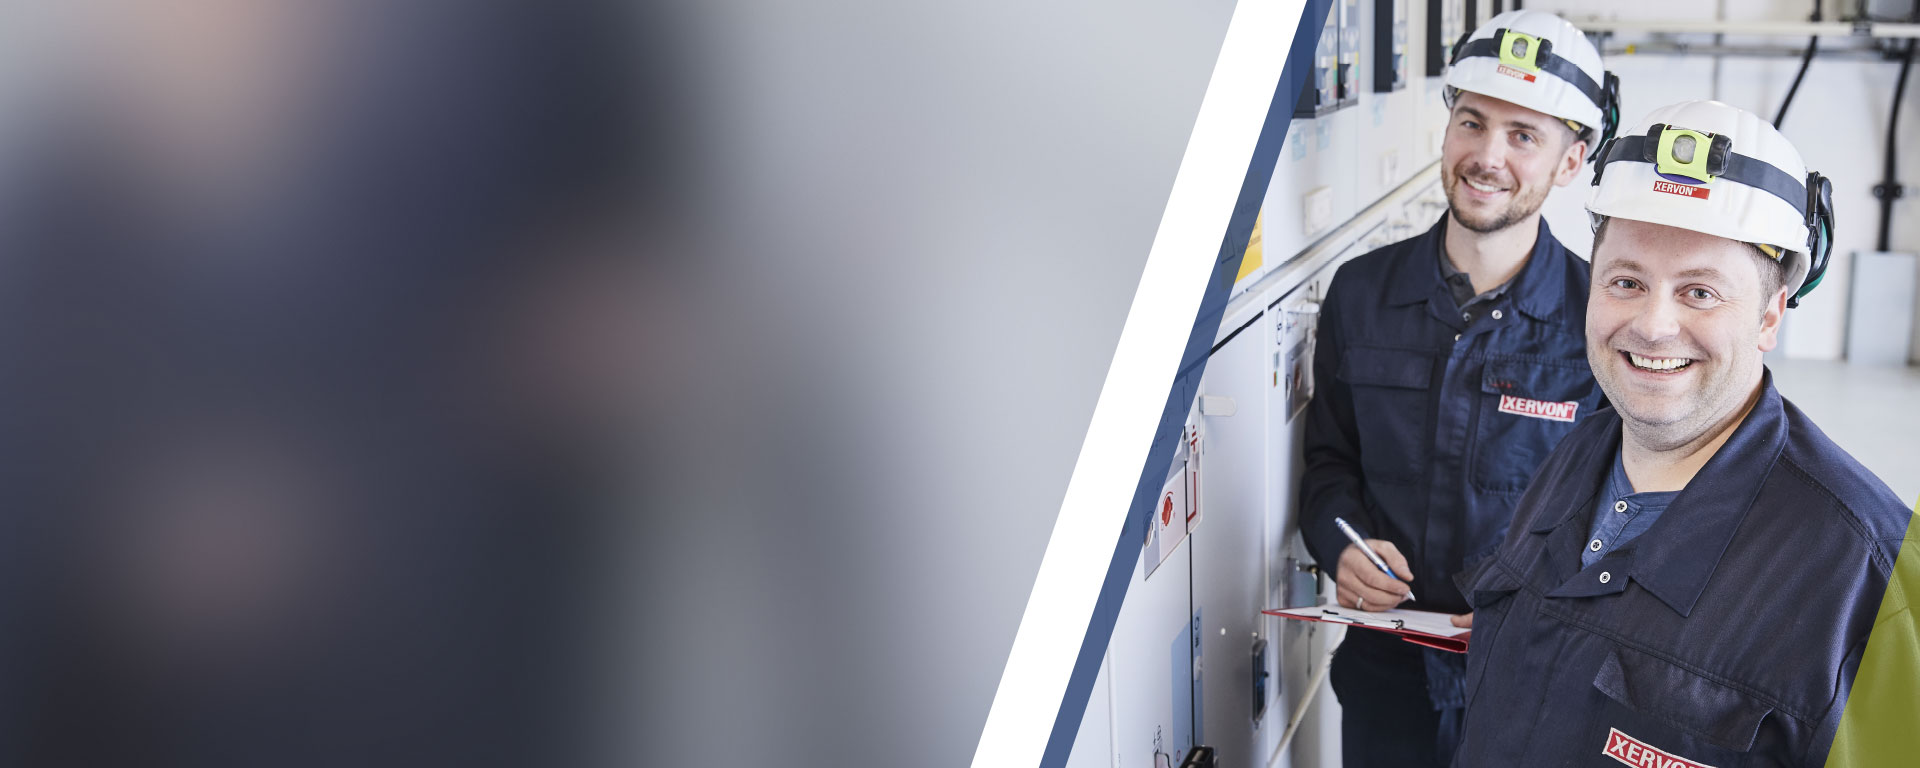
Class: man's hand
1335,539,1413,611
1449,613,1473,628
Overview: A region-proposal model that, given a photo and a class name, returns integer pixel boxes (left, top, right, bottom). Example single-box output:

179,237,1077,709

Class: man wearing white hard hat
1298,10,1620,766
1453,100,1908,767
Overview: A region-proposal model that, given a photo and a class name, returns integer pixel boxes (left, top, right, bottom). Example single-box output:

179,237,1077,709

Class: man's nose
1461,133,1506,177
1630,292,1683,344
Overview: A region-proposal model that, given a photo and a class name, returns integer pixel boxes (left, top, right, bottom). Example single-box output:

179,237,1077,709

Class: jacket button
1589,538,1603,552
1599,571,1612,584
1454,333,1462,342
1614,500,1628,513
1461,311,1472,322
1491,309,1504,320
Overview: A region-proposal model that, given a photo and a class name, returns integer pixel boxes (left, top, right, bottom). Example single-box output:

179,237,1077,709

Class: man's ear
1553,138,1588,188
1757,285,1790,353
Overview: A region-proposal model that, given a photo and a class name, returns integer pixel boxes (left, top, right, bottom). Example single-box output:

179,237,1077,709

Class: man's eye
1516,132,1535,144
1689,288,1715,300
1612,278,1639,290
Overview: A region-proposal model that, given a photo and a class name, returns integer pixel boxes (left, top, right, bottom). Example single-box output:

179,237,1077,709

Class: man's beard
1443,164,1549,234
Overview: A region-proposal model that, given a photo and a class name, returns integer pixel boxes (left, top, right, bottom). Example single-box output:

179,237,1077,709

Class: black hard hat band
1595,134,1809,218
1451,31,1607,112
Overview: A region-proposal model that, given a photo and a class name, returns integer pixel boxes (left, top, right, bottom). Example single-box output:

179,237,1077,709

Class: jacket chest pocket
1586,645,1775,767
1470,360,1595,493
1460,560,1524,710
1336,346,1431,485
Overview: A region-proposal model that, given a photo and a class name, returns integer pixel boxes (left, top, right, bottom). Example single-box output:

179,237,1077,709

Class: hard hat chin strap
1792,172,1834,309
1590,73,1620,164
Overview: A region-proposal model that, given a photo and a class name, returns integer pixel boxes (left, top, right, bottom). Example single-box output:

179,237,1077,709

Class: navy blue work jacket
1456,373,1912,767
1300,214,1603,617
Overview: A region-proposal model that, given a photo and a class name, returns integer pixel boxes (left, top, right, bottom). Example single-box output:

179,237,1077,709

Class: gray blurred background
638,1,1240,764
0,1,1245,765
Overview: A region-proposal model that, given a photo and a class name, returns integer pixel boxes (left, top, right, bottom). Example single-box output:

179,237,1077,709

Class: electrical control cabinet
1375,0,1409,92
1425,0,1465,77
1336,0,1363,108
1299,0,1365,116
1294,4,1342,117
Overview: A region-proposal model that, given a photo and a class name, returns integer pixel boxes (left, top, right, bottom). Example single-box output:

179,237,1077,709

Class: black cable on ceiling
1772,38,1818,128
1775,0,1824,129
1874,37,1915,252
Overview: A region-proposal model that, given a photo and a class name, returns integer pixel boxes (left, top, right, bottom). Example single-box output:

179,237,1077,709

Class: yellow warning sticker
1236,211,1265,283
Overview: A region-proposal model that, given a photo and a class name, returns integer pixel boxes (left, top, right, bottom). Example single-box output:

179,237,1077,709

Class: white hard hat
1587,100,1835,308
1444,10,1619,160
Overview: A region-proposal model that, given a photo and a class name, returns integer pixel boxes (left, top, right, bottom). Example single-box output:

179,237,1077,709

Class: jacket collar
1386,212,1572,326
1530,371,1789,617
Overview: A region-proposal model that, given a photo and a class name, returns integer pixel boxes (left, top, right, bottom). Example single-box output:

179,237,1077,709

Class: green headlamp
1498,30,1548,72
1657,129,1711,182
1648,124,1732,184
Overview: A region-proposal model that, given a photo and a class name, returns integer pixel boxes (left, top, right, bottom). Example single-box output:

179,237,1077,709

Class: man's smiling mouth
1625,351,1693,372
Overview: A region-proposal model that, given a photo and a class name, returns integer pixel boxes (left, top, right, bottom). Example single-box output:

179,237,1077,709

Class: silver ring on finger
1357,596,1366,611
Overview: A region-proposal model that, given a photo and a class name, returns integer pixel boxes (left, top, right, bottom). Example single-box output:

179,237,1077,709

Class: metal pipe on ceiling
1570,18,1920,38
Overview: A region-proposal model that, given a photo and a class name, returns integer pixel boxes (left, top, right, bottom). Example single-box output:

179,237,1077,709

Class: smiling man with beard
1297,10,1621,766
1452,101,1908,768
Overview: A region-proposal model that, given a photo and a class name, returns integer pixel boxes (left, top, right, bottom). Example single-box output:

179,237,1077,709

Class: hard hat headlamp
1646,124,1732,184
1499,30,1549,72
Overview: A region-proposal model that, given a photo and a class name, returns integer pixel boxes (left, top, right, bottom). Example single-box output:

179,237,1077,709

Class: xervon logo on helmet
1495,64,1537,83
1651,179,1709,200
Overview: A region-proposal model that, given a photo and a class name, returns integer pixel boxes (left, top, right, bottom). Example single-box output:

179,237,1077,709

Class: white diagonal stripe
969,0,1308,765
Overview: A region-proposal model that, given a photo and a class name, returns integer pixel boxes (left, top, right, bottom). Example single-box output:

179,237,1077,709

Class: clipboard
1262,604,1473,653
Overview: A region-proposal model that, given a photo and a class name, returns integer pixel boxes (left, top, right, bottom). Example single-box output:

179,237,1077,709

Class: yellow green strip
1824,496,1920,766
